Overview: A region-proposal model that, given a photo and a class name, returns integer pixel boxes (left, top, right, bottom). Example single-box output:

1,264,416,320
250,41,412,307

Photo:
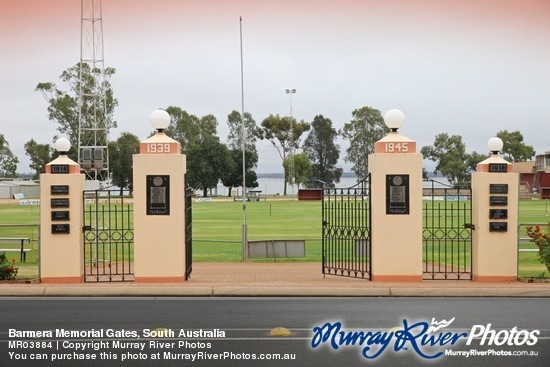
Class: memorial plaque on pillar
51,185,69,195
489,196,508,206
146,175,170,215
489,209,508,219
386,174,409,215
489,184,508,194
51,224,70,234
489,222,508,232
51,198,70,208
51,210,70,221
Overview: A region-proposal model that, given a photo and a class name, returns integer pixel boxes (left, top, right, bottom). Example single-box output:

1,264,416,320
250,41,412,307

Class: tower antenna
78,0,110,184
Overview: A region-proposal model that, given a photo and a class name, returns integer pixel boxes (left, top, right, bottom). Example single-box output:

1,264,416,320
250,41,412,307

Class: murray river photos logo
310,318,540,360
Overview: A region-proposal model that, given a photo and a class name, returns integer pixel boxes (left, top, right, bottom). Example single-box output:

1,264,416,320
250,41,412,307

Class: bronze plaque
489,222,507,232
146,175,170,215
489,184,508,194
51,198,70,208
386,174,409,215
489,209,507,219
51,224,70,234
51,185,69,195
489,196,508,206
51,211,70,221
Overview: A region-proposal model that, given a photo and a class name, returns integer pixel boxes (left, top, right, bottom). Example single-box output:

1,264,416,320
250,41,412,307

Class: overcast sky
1,0,549,174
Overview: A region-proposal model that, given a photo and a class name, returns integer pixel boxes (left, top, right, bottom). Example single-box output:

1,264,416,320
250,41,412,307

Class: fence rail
0,224,39,279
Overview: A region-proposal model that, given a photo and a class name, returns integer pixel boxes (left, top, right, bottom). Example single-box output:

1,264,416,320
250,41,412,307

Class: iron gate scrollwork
83,190,134,282
422,179,472,280
322,175,371,280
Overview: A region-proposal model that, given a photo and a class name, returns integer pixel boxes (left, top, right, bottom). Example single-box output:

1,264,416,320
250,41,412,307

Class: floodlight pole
240,16,248,262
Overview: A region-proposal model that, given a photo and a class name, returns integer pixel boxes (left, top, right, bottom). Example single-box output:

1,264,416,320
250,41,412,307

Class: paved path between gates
1,263,549,297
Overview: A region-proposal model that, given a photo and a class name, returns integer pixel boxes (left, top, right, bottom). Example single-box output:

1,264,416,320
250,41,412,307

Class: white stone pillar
472,138,519,282
40,139,85,283
369,110,423,281
133,110,187,282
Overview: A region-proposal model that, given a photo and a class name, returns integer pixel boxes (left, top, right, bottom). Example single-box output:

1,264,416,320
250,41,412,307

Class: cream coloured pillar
368,110,423,281
40,138,85,283
472,138,519,282
133,110,187,282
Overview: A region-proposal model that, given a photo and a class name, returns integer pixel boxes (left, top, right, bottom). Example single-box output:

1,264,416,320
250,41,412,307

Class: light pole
286,88,296,196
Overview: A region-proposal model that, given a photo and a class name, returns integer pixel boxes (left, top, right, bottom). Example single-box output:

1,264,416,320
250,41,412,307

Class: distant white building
0,179,40,199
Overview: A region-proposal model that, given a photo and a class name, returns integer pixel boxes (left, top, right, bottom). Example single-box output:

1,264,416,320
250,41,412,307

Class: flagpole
240,16,248,262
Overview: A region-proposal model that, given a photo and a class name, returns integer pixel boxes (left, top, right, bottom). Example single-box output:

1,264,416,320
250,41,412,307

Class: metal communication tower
78,0,109,182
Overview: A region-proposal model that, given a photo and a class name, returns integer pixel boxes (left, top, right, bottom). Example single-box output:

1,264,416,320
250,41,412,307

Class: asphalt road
1,297,548,367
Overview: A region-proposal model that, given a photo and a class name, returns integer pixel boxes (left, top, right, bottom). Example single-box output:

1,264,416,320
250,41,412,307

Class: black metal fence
83,190,134,282
518,223,550,278
322,176,371,279
0,224,39,279
422,179,472,280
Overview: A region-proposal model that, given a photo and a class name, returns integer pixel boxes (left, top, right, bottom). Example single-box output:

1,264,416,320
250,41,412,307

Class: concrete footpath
1,263,549,297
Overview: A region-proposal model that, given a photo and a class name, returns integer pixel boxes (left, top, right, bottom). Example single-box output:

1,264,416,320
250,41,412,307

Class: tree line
0,63,537,194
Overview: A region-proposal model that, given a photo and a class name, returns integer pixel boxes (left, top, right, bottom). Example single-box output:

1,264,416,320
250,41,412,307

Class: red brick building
513,152,550,199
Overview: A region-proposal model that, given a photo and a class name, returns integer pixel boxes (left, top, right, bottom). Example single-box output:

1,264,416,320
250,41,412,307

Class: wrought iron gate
185,187,192,280
322,175,371,279
83,190,134,282
422,179,472,280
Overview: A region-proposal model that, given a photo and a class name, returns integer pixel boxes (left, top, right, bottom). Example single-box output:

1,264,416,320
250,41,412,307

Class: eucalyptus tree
341,106,389,180
108,132,140,196
496,130,536,162
24,139,52,179
303,114,342,188
0,134,18,178
221,111,261,196
421,133,471,185
260,114,310,195
35,62,118,162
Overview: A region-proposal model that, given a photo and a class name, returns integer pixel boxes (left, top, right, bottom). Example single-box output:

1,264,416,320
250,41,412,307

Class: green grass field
193,200,322,261
1,198,549,277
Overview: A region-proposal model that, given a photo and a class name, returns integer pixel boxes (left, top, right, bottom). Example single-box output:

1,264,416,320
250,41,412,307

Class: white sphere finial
149,109,171,131
488,137,503,155
384,109,405,131
55,138,71,154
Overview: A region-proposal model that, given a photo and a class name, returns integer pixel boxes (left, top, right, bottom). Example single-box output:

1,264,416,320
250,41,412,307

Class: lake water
212,176,364,196
210,175,452,197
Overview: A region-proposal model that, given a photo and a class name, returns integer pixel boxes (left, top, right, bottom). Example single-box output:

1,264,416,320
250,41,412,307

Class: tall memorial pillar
472,137,518,281
369,109,423,281
40,138,85,283
133,110,187,282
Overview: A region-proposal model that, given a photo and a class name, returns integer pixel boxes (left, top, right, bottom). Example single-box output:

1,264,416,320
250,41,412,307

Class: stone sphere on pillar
487,137,504,155
383,109,405,131
149,109,171,131
54,138,71,154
